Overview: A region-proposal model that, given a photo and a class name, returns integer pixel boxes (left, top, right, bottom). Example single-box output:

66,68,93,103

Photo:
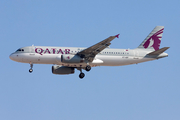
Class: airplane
9,26,169,79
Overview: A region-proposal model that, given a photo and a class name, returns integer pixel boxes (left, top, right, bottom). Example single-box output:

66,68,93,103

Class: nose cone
9,53,16,61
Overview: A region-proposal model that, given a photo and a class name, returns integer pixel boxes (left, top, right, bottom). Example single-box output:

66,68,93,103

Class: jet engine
61,54,84,63
52,65,75,75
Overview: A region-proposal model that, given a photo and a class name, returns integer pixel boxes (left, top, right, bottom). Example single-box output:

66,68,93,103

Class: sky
0,0,180,120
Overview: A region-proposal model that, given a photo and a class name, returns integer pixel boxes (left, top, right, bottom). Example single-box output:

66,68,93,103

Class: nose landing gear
29,63,33,73
29,69,33,73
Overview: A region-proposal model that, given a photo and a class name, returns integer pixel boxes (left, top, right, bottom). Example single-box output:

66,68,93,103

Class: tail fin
137,26,164,51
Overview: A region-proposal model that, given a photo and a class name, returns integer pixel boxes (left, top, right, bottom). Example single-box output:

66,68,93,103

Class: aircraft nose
9,53,15,61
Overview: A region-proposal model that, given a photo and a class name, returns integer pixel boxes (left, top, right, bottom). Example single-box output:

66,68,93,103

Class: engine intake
52,65,75,75
61,54,84,63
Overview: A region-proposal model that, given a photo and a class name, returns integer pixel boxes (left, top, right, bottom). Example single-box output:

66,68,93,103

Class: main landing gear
79,72,85,79
85,65,91,71
78,65,91,79
29,63,33,73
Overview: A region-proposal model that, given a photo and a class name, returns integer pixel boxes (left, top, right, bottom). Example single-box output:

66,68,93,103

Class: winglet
115,34,120,38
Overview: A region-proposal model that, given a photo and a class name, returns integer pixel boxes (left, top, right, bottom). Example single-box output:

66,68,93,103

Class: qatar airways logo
35,48,70,55
143,28,164,51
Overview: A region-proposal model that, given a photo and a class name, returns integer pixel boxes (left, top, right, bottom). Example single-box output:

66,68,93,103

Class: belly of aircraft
15,53,155,67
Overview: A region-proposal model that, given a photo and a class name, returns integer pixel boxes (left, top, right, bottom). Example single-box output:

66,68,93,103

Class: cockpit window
16,49,21,51
16,49,24,52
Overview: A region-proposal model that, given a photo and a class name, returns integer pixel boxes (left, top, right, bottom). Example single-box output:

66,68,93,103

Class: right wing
77,34,119,62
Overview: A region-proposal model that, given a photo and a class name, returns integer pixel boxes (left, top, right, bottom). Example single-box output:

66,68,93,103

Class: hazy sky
1,0,180,120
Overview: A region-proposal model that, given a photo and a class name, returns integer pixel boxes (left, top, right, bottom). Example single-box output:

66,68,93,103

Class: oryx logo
143,28,164,50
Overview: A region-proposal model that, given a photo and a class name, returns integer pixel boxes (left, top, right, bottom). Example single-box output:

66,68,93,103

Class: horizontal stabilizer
147,47,170,55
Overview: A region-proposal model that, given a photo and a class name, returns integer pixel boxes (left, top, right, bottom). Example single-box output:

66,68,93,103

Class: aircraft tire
85,65,91,71
79,73,85,79
29,69,33,73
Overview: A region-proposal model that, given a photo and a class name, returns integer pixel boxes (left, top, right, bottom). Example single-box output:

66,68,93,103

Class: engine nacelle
61,54,84,63
52,65,75,75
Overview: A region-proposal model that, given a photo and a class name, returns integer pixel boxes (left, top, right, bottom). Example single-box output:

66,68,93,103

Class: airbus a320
9,26,169,79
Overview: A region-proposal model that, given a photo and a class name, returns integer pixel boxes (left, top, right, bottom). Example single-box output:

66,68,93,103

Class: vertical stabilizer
137,26,164,51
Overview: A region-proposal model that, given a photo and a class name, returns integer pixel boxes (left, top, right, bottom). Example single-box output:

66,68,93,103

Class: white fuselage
9,46,168,68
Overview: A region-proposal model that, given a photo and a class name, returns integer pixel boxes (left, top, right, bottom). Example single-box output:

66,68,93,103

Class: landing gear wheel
29,63,33,73
85,65,91,71
29,69,33,73
79,73,85,79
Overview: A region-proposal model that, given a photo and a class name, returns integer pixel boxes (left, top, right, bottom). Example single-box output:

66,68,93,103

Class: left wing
77,34,119,62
